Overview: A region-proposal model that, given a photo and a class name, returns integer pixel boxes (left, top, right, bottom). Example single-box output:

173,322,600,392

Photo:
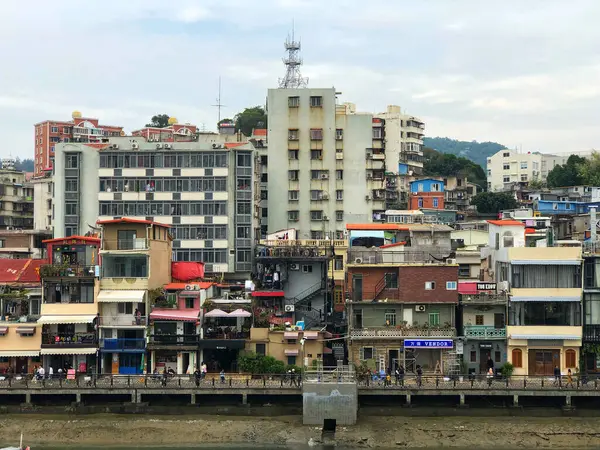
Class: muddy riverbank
2,415,600,448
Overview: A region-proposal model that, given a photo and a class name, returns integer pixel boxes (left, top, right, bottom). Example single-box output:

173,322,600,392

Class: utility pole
212,77,226,124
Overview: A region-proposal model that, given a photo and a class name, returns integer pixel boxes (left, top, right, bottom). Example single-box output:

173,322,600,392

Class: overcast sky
1,0,599,158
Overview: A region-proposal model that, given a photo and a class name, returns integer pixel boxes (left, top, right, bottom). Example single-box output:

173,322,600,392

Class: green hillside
422,137,507,168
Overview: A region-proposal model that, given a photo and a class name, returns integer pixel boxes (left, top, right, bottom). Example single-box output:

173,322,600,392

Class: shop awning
0,326,7,335
197,339,246,349
204,309,230,318
98,290,145,303
228,309,251,318
284,332,299,339
284,349,299,355
303,331,319,340
251,291,285,297
323,347,333,354
511,296,580,302
150,309,200,322
0,350,40,357
510,334,580,340
38,315,97,325
40,348,97,355
511,260,581,265
16,327,36,334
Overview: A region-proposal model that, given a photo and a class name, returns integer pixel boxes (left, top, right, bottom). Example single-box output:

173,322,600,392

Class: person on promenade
416,365,423,388
220,369,225,384
486,367,494,387
553,366,561,387
48,366,53,380
194,367,201,387
566,369,574,388
161,368,168,387
291,369,298,387
398,365,405,387
486,356,494,373
201,361,207,379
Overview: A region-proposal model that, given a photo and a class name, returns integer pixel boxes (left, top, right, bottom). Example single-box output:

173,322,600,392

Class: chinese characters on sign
403,339,454,349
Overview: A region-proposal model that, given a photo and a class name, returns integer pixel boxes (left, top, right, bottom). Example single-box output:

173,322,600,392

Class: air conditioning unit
111,144,119,149
366,153,373,160
415,305,426,312
284,305,295,313
365,195,371,201
323,215,329,221
367,173,373,179
354,257,363,264
498,280,509,292
185,284,193,291
446,258,457,264
132,143,139,149
320,173,329,180
321,193,329,200
164,143,172,149
289,263,300,271
156,143,163,149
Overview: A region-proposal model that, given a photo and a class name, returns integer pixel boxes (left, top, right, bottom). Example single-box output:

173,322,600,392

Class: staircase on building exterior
286,280,327,329
372,275,390,301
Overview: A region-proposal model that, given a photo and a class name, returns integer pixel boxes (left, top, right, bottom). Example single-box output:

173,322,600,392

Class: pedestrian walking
486,367,494,387
566,369,574,388
220,369,225,384
553,365,561,387
416,365,423,388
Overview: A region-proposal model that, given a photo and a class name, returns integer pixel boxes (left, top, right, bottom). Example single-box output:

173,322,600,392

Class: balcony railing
203,329,250,340
347,249,451,265
461,293,508,305
40,264,97,279
42,333,97,347
148,334,199,346
583,241,600,255
102,238,149,251
100,338,146,351
584,325,600,342
98,316,147,327
464,326,506,339
255,245,333,260
350,327,456,339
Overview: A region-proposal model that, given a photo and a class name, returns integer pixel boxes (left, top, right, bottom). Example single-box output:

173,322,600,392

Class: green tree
234,106,267,136
546,155,586,187
13,158,34,172
577,152,600,186
423,148,487,191
145,114,170,128
423,137,507,168
470,192,518,214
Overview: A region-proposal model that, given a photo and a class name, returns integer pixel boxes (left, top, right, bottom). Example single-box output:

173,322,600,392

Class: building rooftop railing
347,249,452,265
102,238,149,251
40,264,97,279
259,239,347,248
350,327,456,339
461,293,508,305
583,240,600,255
255,245,334,260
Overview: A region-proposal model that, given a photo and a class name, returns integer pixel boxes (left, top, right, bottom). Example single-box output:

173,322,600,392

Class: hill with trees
423,137,507,168
423,147,487,191
546,153,600,188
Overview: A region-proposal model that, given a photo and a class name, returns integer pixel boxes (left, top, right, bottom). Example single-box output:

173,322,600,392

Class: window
310,210,323,221
503,152,510,157
287,356,297,366
310,129,323,140
51,126,58,133
288,150,298,160
385,272,398,289
310,150,322,160
310,190,323,201
503,163,510,170
433,198,439,208
336,190,343,201
302,265,313,273
565,349,577,368
310,96,322,107
425,281,436,290
336,210,343,221
118,303,134,314
288,170,299,181
311,170,321,180
256,343,266,356
475,315,484,325
336,170,343,180
418,198,424,208
288,190,299,201
310,231,324,239
288,96,300,107
494,351,501,363
512,349,523,368
487,169,491,176
185,298,194,309
261,190,268,200
65,155,78,168
288,210,299,221
384,309,397,326
428,312,440,326
520,161,528,169
288,129,299,140
360,347,374,360
334,255,344,271
446,281,457,290
471,350,477,362
261,173,268,182
372,128,383,139
431,183,441,192
520,174,528,182
336,129,343,140
503,176,510,183
458,265,471,278
63,127,70,133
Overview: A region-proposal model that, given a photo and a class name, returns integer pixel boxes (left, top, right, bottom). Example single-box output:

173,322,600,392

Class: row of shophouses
1,216,600,377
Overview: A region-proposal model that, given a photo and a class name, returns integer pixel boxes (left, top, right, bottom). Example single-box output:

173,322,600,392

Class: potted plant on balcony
501,362,514,381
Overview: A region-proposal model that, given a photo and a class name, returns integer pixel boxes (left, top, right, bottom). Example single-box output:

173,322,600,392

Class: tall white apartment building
487,149,595,192
266,88,386,239
52,137,259,278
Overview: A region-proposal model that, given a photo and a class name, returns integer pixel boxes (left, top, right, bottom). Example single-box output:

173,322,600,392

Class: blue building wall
409,178,445,194
536,200,600,215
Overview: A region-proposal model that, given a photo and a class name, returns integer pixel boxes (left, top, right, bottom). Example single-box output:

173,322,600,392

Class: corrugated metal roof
511,260,580,265
511,296,580,302
511,335,580,340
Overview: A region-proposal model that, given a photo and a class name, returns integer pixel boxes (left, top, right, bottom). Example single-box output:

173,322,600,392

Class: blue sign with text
404,339,453,349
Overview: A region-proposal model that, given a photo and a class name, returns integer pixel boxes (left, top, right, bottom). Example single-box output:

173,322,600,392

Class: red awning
150,309,200,322
324,347,333,354
303,331,319,340
164,282,213,290
251,290,285,297
172,262,205,281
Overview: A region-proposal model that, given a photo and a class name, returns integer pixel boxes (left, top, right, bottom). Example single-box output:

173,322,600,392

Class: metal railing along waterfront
2,373,600,392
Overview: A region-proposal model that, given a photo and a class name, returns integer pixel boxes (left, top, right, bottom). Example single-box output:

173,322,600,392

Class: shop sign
477,282,496,291
479,343,493,349
404,339,453,349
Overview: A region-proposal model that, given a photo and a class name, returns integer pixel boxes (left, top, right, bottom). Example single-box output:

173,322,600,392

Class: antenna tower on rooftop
278,24,308,89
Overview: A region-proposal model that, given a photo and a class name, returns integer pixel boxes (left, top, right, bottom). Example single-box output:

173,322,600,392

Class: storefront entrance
528,349,560,376
203,348,239,373
479,347,492,373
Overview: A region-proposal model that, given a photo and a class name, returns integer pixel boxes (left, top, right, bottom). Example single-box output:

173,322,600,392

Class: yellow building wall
246,328,326,367
148,239,172,289
2,324,42,351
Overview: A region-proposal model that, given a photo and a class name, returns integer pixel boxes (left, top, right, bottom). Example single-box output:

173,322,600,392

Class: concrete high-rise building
0,160,34,230
33,111,124,176
52,137,259,278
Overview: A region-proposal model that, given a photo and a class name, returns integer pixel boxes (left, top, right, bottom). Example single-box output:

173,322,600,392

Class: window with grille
288,129,299,140
310,210,323,221
288,170,299,181
336,170,343,180
310,190,323,201
288,96,300,107
288,210,299,221
336,190,343,201
475,315,484,325
384,309,397,326
310,96,322,107
385,273,398,289
310,129,323,140
336,129,343,140
336,211,343,221
288,190,299,201
288,150,298,160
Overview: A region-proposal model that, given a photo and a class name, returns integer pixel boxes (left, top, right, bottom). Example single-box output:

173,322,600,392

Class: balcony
100,278,148,290
347,249,450,265
350,327,456,339
40,264,97,279
100,338,146,352
42,332,97,348
203,329,250,340
461,293,508,305
102,238,149,252
148,334,199,346
584,325,600,342
464,326,506,340
255,245,333,261
98,315,147,327
583,241,600,255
